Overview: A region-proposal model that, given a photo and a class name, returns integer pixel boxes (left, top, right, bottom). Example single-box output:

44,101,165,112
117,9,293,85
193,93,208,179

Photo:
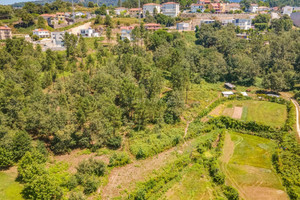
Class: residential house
200,19,215,25
51,31,66,47
248,4,258,13
144,23,161,30
176,22,189,30
80,27,99,37
40,13,56,21
222,19,234,25
224,83,236,90
241,92,248,97
143,3,161,16
120,26,134,40
257,6,270,12
0,26,12,40
191,4,205,13
197,0,211,5
233,18,251,30
33,29,50,38
161,2,180,17
282,6,293,15
209,3,221,13
128,8,142,18
291,12,300,27
56,12,65,21
115,7,127,15
75,12,85,18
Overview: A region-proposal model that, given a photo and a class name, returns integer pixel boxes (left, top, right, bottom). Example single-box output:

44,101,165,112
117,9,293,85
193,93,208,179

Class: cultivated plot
220,132,288,200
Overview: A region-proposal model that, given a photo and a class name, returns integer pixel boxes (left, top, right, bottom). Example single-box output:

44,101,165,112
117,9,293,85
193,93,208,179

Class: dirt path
101,141,191,199
291,99,300,138
68,22,91,35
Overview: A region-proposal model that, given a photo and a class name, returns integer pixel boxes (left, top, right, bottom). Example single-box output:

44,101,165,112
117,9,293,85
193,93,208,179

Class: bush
66,175,78,190
69,191,85,200
76,158,106,177
109,152,131,167
106,135,122,149
223,185,239,200
83,175,99,194
22,174,63,200
0,147,13,169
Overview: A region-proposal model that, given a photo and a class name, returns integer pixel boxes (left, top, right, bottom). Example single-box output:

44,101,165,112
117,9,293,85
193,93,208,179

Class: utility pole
138,0,140,24
72,0,75,21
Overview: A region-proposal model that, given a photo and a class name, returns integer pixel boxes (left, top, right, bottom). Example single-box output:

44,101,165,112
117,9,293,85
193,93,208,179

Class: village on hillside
0,0,299,51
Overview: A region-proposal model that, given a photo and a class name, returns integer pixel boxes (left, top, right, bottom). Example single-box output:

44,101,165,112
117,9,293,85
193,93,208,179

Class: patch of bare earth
232,107,243,119
101,143,190,200
242,186,289,200
53,149,109,173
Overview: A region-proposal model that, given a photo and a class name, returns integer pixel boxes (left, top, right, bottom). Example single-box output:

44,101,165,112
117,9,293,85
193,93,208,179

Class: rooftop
162,2,179,5
120,26,134,30
129,8,142,11
33,29,49,32
0,26,11,30
143,3,160,6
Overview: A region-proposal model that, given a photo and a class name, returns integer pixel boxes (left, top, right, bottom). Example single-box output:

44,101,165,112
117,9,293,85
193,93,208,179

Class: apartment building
161,2,180,17
33,29,50,38
143,3,161,16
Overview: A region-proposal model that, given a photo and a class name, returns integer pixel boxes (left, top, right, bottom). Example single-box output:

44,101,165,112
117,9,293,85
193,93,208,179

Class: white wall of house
161,3,180,17
33,29,50,38
143,4,161,16
191,4,204,13
233,19,251,30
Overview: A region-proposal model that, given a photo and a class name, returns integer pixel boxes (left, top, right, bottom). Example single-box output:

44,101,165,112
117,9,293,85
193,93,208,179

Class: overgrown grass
112,18,139,25
129,123,185,159
0,171,23,200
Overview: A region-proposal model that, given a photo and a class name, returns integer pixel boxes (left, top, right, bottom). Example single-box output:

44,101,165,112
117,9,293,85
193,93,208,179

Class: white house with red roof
33,29,50,38
161,2,180,17
120,26,134,40
144,23,161,30
0,26,12,40
143,3,161,16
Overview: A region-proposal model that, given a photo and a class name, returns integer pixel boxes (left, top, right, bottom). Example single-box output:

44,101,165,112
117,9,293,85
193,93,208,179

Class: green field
0,171,23,200
220,132,288,200
210,100,287,128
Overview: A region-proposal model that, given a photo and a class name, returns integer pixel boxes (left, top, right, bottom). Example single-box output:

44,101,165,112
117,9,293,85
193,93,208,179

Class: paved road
291,99,300,138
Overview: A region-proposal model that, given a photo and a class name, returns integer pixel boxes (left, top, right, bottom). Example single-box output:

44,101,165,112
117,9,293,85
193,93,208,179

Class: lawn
210,100,287,128
112,17,139,25
220,132,288,200
0,170,23,200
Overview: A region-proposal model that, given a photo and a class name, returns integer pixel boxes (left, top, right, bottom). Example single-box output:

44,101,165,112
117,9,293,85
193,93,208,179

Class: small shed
241,92,248,97
224,83,236,90
222,91,234,97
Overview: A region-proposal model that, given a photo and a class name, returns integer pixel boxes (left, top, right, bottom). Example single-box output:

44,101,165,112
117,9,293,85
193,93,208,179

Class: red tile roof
129,8,142,11
33,29,49,32
162,2,179,4
0,26,11,30
115,7,127,9
144,3,160,6
120,26,134,30
145,23,161,26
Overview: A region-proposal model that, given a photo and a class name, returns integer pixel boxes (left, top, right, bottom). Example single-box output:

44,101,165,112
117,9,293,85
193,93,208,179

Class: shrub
66,175,78,190
83,175,99,194
223,185,239,200
0,147,13,169
109,152,131,167
76,158,106,177
106,135,122,149
69,191,85,200
22,174,63,200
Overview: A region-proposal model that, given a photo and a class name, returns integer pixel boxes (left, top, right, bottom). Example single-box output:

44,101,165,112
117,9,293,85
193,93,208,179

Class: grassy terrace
209,100,287,128
220,132,288,200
